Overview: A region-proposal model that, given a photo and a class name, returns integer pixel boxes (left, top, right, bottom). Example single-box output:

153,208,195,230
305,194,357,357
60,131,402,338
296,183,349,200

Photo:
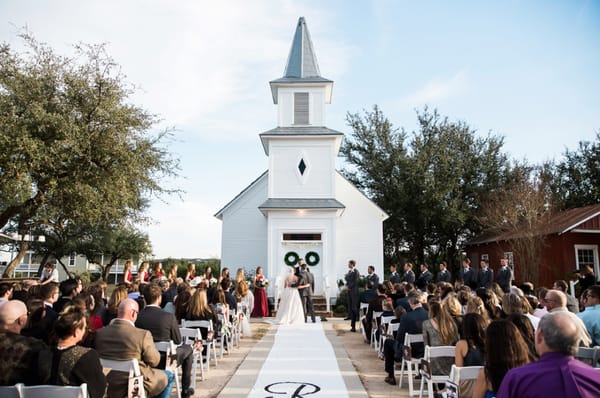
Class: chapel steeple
269,17,333,105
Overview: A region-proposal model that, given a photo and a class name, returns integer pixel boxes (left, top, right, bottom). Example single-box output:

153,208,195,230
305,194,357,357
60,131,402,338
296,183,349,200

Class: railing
323,275,331,313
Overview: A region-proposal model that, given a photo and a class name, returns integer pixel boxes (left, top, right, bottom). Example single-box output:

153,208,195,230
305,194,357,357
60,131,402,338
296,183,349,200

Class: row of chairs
0,384,87,398
396,332,600,398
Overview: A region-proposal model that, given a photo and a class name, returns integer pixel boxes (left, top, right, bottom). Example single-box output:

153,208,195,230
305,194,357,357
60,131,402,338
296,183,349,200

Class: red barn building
464,204,600,289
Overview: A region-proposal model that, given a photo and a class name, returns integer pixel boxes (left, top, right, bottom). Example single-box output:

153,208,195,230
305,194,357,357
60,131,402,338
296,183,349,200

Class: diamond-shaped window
298,159,307,175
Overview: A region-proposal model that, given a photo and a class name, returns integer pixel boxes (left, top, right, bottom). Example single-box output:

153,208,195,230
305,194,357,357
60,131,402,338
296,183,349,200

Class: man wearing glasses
95,298,175,398
0,300,46,386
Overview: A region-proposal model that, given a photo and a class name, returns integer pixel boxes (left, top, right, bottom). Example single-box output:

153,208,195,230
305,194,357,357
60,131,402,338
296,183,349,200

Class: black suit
496,266,512,293
299,269,316,323
365,273,379,288
384,306,429,377
461,267,477,288
436,269,452,283
346,267,360,330
135,305,194,392
477,268,494,289
389,272,401,284
403,269,415,284
416,270,432,289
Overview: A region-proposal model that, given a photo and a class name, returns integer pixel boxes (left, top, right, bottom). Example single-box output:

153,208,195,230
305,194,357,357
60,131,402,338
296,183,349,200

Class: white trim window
68,253,76,267
574,244,599,276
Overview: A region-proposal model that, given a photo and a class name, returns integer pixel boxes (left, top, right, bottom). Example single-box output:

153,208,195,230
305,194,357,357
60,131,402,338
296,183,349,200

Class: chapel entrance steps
271,295,333,318
312,295,332,317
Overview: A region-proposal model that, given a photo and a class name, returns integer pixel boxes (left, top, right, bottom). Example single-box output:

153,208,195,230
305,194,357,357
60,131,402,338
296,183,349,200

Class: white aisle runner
247,322,350,398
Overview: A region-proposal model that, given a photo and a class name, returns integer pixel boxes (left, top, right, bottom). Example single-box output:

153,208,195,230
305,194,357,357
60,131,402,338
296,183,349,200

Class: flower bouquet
256,277,269,288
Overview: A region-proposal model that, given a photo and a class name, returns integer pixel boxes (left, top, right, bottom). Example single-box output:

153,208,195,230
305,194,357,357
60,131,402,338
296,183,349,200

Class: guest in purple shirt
497,311,600,398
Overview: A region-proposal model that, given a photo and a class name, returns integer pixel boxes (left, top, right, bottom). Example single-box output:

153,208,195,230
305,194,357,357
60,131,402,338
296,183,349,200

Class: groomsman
477,260,494,289
389,264,401,284
436,261,452,283
402,263,416,284
345,260,360,332
460,258,477,289
416,264,432,289
365,265,379,288
496,256,512,293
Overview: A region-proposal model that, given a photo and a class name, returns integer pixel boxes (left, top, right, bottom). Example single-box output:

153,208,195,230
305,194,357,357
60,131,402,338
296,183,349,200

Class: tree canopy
342,106,508,269
0,33,179,277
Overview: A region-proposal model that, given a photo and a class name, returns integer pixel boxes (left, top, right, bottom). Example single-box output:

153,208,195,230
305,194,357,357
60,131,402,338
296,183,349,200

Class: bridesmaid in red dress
251,266,269,317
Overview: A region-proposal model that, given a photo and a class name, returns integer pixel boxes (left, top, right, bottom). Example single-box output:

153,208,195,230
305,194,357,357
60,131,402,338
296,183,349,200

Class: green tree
552,132,600,209
343,106,409,261
342,106,508,269
0,33,179,277
77,223,153,281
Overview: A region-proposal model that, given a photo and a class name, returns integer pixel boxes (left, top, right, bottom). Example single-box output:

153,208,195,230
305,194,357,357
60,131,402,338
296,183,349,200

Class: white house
215,17,388,299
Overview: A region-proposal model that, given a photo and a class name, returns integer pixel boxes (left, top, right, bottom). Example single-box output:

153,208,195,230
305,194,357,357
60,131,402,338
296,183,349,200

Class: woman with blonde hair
136,262,150,285
502,292,539,330
422,299,460,375
185,263,196,283
104,286,128,325
122,260,133,287
466,296,491,326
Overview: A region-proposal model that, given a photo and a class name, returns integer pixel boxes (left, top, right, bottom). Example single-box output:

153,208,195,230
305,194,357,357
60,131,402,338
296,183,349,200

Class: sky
1,0,599,259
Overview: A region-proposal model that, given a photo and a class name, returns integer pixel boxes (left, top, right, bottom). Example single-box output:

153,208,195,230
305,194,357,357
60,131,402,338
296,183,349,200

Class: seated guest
473,319,530,398
466,296,491,326
95,298,174,398
362,284,387,342
422,300,459,376
577,285,600,347
38,305,106,398
455,313,486,397
0,300,46,385
442,293,464,335
103,286,128,326
135,284,195,398
382,291,429,385
0,282,13,306
37,282,60,342
502,293,540,330
54,278,81,314
553,280,579,313
455,313,485,367
497,311,600,398
359,280,377,305
507,313,538,361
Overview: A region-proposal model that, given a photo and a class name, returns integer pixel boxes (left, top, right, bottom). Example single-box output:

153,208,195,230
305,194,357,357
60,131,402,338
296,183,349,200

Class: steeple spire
269,17,333,104
284,17,321,78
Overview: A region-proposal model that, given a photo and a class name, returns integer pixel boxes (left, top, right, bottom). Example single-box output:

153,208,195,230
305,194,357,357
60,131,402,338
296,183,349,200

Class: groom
297,259,316,323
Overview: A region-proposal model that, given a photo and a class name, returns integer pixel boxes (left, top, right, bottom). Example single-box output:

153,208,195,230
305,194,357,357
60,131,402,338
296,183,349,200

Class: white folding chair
0,384,23,398
154,341,181,398
419,345,456,398
21,383,88,398
377,315,395,351
576,346,600,368
397,333,425,396
216,313,231,358
100,358,146,398
370,311,383,348
449,364,483,383
180,327,205,384
181,319,218,367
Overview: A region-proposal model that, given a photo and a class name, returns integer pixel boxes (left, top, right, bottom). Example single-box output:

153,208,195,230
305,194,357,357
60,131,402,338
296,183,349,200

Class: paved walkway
220,321,368,397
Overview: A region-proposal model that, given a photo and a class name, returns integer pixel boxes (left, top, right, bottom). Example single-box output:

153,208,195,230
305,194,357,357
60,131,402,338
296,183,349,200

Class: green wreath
305,251,320,266
284,251,299,266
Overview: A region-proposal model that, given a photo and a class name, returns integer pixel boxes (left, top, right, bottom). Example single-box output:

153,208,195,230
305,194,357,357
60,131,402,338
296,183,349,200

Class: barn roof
466,203,600,246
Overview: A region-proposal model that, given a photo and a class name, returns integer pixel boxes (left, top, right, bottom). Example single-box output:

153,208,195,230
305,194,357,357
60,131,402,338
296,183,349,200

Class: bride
274,266,305,325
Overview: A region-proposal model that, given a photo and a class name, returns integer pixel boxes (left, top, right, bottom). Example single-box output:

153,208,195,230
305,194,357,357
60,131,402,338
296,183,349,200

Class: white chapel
215,17,388,298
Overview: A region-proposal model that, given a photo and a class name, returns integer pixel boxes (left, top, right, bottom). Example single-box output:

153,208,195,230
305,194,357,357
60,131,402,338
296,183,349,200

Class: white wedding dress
274,270,305,325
